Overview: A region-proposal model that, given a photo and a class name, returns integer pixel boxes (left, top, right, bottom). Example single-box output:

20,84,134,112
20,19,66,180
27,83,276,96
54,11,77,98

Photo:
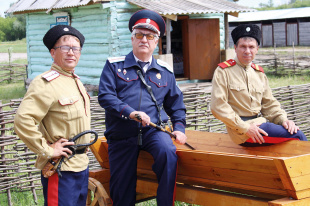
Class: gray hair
235,37,258,47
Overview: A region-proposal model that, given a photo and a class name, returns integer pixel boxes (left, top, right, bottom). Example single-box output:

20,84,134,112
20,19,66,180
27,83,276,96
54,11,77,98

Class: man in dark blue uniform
98,9,187,206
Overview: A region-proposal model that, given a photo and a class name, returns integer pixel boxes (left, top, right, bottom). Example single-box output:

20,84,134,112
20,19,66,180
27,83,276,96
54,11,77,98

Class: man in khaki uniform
14,25,90,206
211,24,306,146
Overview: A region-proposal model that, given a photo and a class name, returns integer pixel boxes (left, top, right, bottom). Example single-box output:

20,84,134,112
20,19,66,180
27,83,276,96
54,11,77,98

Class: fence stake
0,100,12,206
293,41,296,74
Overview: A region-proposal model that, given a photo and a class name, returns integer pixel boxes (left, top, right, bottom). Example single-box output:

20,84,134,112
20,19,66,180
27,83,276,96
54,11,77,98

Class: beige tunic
211,58,287,144
14,63,91,171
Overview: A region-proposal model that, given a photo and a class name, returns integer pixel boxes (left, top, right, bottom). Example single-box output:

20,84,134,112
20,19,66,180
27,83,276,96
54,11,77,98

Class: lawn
0,38,27,53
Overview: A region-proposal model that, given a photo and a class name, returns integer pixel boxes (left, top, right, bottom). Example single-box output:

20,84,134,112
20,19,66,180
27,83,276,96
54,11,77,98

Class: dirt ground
0,53,27,63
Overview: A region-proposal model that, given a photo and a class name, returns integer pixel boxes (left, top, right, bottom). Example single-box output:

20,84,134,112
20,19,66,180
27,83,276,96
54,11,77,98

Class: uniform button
118,69,121,72
237,87,240,91
70,100,73,103
42,153,45,156
159,83,161,85
127,78,129,80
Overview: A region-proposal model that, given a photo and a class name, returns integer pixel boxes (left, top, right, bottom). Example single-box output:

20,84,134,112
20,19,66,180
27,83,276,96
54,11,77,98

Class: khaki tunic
14,63,91,171
211,58,287,144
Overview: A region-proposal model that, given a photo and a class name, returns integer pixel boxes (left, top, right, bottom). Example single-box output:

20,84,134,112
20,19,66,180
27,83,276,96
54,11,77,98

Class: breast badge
156,73,161,79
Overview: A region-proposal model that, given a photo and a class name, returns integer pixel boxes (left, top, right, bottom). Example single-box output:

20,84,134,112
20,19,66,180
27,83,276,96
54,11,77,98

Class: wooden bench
87,130,310,206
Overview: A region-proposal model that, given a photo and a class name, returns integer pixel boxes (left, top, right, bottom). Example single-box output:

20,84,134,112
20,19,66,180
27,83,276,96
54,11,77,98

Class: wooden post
224,13,229,50
0,100,12,206
293,41,296,74
166,18,171,54
274,43,278,74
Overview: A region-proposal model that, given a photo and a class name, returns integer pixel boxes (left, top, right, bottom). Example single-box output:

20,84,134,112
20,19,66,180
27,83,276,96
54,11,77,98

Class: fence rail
0,64,27,84
1,83,310,205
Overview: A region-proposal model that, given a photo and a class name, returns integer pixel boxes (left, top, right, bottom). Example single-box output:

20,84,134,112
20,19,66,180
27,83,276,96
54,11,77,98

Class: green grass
267,74,310,88
0,38,27,53
0,190,44,206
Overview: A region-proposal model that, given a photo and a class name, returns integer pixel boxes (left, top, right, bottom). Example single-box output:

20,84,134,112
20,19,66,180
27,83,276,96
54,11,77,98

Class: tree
0,15,26,42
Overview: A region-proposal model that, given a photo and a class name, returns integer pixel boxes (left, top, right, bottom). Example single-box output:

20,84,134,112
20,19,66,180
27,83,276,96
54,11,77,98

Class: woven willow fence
0,64,27,84
1,83,310,205
255,49,310,76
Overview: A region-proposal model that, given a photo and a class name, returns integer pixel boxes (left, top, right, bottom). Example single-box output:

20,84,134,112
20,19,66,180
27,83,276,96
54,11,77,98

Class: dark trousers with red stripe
240,122,307,147
41,167,89,206
107,128,178,206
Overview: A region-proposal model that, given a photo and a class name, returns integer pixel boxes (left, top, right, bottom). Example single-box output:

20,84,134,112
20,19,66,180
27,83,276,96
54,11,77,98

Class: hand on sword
133,113,195,150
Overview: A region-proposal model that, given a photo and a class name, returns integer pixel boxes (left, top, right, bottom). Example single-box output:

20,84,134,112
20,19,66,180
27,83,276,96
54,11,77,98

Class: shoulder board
251,63,264,73
42,70,60,82
108,56,126,63
157,59,173,73
218,59,236,69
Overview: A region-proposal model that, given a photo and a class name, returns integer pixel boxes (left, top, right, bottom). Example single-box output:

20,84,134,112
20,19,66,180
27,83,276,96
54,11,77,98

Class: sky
0,0,18,17
0,0,294,17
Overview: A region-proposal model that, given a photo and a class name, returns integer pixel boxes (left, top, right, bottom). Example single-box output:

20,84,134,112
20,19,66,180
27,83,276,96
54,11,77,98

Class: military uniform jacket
98,51,186,139
211,58,287,144
14,63,91,171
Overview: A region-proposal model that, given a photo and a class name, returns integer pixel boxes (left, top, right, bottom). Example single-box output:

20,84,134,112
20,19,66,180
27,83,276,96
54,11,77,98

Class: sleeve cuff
173,122,186,133
120,105,135,120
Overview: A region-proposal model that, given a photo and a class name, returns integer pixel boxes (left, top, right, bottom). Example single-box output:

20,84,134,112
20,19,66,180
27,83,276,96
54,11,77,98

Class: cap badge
146,18,151,23
156,73,161,79
64,27,69,32
246,27,251,32
123,69,127,75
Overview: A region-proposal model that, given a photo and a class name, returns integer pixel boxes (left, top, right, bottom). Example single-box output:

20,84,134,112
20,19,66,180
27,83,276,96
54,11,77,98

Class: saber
135,114,195,150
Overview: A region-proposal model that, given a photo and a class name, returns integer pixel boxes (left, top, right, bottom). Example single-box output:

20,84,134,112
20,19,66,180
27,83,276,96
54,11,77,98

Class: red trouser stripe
246,136,299,144
48,173,59,206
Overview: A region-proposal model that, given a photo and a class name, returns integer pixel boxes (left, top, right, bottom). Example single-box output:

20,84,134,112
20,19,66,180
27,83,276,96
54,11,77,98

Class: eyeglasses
134,33,158,40
53,45,82,54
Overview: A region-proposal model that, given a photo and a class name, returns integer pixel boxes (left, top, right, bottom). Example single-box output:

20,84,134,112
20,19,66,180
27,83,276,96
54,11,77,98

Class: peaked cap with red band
129,9,166,37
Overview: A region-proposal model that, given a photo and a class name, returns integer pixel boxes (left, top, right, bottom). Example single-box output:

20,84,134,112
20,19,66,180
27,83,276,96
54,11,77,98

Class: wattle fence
1,82,310,205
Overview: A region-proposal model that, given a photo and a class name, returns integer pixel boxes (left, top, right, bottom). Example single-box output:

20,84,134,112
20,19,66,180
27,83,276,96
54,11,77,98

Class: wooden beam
163,14,177,21
224,13,229,49
166,18,171,54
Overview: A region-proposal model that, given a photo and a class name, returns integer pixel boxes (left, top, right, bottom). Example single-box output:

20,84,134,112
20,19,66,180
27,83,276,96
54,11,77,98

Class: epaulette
251,63,264,73
157,59,173,73
218,59,236,69
108,56,126,63
42,70,60,82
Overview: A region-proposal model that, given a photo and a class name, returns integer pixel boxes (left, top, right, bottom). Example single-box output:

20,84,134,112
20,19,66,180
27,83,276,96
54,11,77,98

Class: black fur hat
43,25,85,51
231,24,261,45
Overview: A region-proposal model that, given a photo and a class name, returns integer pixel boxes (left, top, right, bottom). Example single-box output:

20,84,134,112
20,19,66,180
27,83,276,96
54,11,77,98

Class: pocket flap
58,96,79,106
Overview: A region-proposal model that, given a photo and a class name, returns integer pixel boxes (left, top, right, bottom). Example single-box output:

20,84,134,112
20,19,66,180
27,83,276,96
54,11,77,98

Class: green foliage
0,15,26,42
0,190,44,206
257,0,310,10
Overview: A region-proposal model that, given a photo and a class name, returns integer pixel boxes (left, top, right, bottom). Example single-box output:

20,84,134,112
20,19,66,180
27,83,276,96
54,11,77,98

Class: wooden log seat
89,130,310,206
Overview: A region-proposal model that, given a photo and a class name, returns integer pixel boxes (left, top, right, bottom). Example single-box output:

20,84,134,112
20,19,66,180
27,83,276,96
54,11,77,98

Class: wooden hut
7,0,253,87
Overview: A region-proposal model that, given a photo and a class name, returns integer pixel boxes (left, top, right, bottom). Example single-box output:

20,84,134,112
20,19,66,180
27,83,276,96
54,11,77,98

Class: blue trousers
41,167,89,206
240,122,307,147
107,128,178,206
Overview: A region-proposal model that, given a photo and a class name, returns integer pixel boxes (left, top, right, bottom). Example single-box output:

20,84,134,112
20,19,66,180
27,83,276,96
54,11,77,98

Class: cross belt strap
137,69,164,126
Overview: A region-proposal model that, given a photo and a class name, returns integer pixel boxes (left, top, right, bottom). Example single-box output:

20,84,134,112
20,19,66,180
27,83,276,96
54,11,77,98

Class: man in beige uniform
14,25,90,206
211,24,306,146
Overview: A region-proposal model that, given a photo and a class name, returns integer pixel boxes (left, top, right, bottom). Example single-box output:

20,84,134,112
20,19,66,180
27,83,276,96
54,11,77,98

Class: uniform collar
124,51,165,72
51,63,78,78
235,56,252,70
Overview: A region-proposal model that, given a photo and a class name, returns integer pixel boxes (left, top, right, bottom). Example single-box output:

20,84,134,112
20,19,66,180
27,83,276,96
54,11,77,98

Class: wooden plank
89,137,109,168
136,178,269,206
181,130,310,157
268,197,310,206
274,155,310,199
177,150,278,174
136,168,286,199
